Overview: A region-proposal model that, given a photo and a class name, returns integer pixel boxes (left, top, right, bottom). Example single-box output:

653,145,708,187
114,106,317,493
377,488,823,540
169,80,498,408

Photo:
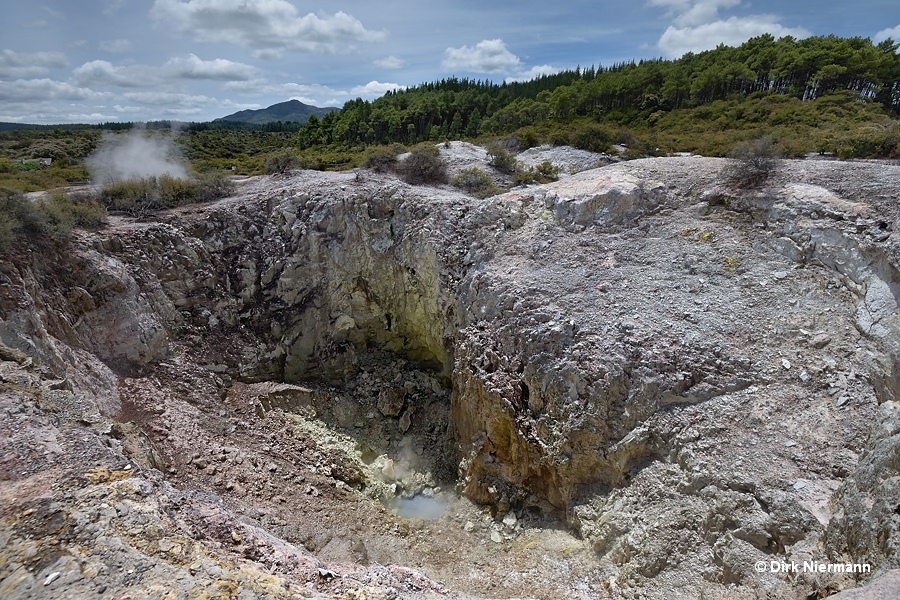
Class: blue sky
1,0,898,124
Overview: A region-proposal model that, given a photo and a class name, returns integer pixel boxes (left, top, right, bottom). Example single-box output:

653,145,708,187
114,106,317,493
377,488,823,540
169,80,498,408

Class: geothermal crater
2,148,900,599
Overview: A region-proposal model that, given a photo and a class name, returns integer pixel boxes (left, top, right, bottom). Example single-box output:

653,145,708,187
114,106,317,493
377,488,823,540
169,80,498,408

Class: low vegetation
486,142,518,174
361,145,402,172
0,187,106,251
513,160,560,185
722,135,781,188
451,168,501,198
96,173,234,215
398,145,448,185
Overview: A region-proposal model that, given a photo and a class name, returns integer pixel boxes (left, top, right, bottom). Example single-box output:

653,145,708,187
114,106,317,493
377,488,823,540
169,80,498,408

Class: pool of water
393,494,448,519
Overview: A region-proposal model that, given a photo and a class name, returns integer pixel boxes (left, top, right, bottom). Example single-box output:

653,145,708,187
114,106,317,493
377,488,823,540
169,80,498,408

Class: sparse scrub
263,148,300,174
0,187,107,250
362,145,401,172
486,142,517,174
513,161,559,185
722,135,781,188
451,168,501,198
398,145,448,185
97,175,235,215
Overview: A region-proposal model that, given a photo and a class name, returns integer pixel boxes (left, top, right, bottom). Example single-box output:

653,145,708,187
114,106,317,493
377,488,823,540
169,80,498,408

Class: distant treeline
295,34,900,148
0,120,308,134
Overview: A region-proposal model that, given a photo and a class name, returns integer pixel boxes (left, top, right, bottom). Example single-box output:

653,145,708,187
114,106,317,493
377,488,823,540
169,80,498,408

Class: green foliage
486,142,517,174
451,168,501,198
96,175,235,215
398,145,448,185
362,145,401,172
722,135,781,188
284,34,899,155
263,148,301,174
570,123,615,153
0,186,107,250
179,130,297,175
513,161,560,185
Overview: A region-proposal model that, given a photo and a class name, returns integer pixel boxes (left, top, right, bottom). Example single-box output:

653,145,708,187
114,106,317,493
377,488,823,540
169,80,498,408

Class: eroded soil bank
2,151,900,599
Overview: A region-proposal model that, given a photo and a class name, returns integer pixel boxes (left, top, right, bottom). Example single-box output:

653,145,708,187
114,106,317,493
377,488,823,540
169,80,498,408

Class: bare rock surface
1,148,900,599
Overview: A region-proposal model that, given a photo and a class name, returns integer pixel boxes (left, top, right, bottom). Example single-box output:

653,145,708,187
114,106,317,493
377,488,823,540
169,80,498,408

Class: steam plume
87,129,189,183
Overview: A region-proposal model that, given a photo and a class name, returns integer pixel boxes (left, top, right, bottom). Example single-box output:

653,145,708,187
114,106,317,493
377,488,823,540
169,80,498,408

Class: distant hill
216,100,337,125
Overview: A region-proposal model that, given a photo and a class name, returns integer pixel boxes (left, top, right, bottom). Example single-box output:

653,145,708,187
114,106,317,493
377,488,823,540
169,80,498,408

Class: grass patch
96,173,235,216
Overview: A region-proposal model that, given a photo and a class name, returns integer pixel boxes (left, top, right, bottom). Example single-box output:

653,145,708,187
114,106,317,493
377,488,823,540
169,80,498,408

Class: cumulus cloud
650,0,810,57
350,81,406,96
150,0,386,57
0,78,105,102
442,39,522,74
164,54,257,80
99,39,133,54
505,64,561,83
649,0,740,27
374,55,404,69
122,91,216,106
0,49,68,77
658,17,810,57
72,60,146,88
874,24,900,44
72,56,256,88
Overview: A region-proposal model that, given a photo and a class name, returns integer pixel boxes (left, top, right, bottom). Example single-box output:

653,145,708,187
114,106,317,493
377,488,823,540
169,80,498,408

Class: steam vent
3,147,900,599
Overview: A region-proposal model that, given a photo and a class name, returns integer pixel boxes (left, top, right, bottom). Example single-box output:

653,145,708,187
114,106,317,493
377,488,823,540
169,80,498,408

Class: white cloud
223,79,347,99
648,0,740,27
0,49,69,78
374,55,404,69
164,55,256,80
99,39,133,54
0,78,106,102
350,81,406,96
874,24,900,44
72,60,145,87
505,65,561,83
71,56,257,88
150,0,386,57
122,92,217,106
103,0,126,16
658,16,810,57
442,39,522,74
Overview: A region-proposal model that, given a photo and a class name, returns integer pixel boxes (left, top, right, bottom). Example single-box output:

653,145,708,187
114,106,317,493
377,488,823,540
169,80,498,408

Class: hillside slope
217,99,337,124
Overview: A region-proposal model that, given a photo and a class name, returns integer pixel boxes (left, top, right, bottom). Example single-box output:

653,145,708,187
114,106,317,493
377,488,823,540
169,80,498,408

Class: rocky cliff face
1,151,899,599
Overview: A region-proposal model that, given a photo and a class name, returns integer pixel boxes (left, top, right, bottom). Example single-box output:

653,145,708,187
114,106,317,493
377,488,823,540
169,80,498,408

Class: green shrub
362,145,400,172
399,145,448,185
263,148,300,174
486,142,517,174
513,161,560,185
515,128,540,150
0,187,107,250
570,123,614,153
451,168,501,198
97,174,234,215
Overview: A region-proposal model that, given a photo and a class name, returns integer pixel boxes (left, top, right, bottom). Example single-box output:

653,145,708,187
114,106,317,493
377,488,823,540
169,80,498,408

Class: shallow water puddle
393,495,448,519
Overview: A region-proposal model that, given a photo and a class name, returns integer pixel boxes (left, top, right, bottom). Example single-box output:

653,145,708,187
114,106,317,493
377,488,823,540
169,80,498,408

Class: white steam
87,129,189,183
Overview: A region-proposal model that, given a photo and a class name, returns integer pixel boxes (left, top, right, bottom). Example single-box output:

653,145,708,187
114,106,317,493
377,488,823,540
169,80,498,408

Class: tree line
296,34,900,149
